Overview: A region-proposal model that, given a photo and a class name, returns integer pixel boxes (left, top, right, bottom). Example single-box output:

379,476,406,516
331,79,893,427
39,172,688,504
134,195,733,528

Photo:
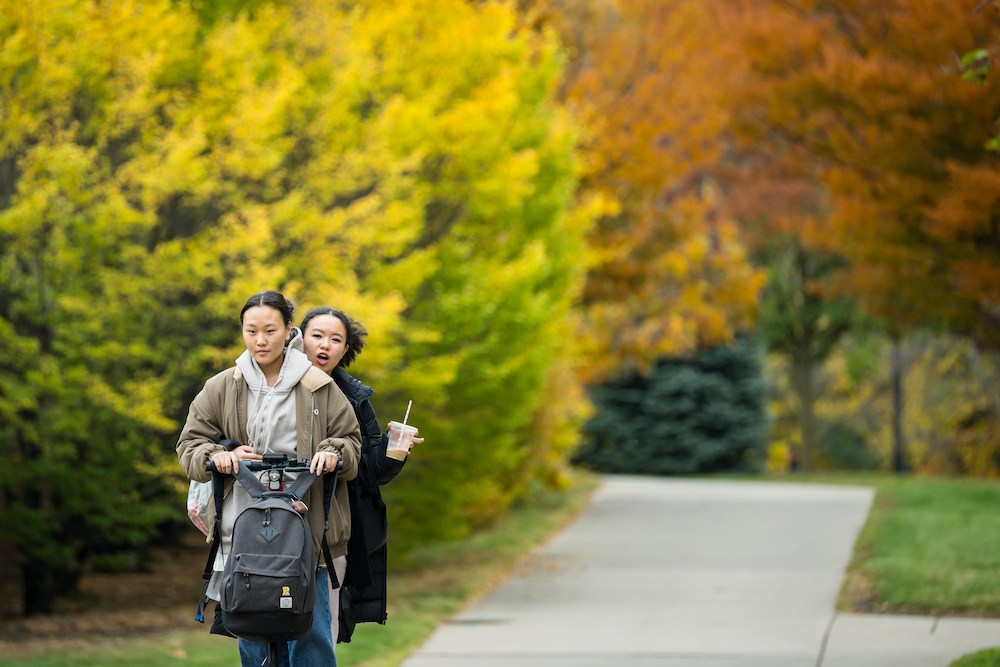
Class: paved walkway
400,476,1000,667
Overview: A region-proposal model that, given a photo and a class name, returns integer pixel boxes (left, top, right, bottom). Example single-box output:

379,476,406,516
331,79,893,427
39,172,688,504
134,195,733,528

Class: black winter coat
333,367,406,643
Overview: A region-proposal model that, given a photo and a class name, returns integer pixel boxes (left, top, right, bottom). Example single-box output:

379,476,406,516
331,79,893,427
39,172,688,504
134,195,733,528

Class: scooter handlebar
204,459,344,473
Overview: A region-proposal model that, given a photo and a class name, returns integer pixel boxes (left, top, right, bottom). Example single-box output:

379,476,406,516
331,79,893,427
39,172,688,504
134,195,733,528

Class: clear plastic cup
386,421,418,460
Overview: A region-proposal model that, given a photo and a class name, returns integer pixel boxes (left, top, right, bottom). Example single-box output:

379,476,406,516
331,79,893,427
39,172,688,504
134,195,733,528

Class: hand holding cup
386,421,419,460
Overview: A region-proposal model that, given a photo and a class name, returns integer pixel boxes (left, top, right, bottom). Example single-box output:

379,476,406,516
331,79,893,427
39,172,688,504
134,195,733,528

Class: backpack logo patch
260,525,279,542
280,597,293,608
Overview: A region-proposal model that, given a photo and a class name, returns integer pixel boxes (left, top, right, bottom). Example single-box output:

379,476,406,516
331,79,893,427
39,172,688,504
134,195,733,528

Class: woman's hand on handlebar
211,445,262,474
310,451,339,475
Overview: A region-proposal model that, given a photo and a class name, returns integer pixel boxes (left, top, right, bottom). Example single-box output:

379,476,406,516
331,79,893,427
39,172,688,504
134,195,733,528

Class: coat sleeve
318,385,362,482
176,376,228,483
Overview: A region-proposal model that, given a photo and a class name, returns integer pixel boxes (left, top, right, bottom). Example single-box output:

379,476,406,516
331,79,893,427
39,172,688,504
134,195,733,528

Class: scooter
203,448,342,667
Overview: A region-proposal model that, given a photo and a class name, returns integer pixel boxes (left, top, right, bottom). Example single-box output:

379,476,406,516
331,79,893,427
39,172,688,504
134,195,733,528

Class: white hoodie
235,326,312,459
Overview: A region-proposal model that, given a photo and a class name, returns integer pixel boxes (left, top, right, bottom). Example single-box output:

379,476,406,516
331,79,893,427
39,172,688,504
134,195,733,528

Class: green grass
951,647,1000,666
0,634,238,667
1,473,601,667
835,474,1000,616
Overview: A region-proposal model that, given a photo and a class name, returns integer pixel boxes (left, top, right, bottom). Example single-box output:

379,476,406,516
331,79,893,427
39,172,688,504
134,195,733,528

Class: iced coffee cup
386,421,418,461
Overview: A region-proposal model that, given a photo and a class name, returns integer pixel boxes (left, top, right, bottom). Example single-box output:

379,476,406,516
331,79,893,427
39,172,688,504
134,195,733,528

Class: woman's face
303,314,349,375
242,305,291,369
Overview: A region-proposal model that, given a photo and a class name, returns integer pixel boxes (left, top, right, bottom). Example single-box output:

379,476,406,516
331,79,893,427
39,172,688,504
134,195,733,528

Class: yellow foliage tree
0,0,591,613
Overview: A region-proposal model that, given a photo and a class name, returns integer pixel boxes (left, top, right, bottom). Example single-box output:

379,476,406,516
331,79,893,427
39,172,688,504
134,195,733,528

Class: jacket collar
301,366,333,392
233,364,332,392
333,367,375,402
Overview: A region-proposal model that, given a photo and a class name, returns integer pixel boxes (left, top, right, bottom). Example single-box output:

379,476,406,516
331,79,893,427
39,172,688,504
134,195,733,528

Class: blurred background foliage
2,0,1000,616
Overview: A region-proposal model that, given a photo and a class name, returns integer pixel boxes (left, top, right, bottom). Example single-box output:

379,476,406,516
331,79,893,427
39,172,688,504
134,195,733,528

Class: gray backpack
219,462,324,643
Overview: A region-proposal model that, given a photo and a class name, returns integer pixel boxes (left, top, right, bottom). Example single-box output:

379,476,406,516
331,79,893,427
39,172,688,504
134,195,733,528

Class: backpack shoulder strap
284,470,319,501
232,465,267,498
195,472,228,623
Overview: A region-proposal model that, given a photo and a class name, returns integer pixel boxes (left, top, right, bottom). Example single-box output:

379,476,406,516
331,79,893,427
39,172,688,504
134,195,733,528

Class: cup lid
388,420,418,430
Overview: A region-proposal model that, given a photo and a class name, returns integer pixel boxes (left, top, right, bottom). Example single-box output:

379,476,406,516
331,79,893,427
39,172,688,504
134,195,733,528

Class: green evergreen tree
574,338,768,475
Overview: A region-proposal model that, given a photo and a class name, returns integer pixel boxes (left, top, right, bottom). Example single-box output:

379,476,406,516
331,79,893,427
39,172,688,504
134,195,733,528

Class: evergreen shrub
573,339,768,475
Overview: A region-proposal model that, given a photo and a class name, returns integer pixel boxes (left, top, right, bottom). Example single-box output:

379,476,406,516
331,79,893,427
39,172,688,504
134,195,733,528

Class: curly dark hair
299,307,368,368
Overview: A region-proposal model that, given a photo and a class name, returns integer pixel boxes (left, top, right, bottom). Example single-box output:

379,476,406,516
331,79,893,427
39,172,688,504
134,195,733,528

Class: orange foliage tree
728,0,1000,345
535,0,764,378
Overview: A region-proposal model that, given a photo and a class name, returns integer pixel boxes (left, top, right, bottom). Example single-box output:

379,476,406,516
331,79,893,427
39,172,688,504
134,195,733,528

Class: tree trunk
792,339,818,471
969,346,1000,423
21,561,80,616
891,336,907,473
0,541,23,616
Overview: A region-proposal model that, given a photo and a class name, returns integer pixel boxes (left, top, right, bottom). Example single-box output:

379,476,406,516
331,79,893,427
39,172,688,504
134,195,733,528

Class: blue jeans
238,567,336,667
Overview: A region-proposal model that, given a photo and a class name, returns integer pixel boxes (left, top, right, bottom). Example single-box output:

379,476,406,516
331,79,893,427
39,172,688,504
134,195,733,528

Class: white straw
402,400,412,426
